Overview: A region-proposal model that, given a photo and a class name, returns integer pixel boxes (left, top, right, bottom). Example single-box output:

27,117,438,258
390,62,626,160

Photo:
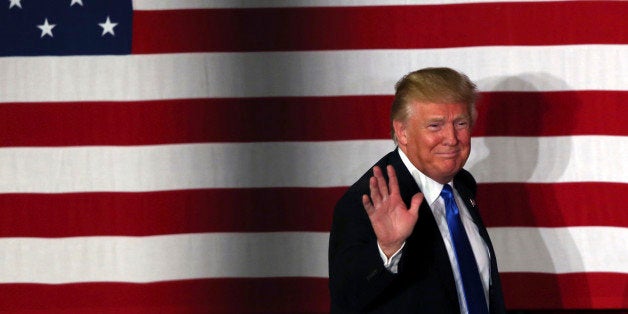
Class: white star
37,18,56,38
70,0,83,6
99,16,118,36
9,0,22,9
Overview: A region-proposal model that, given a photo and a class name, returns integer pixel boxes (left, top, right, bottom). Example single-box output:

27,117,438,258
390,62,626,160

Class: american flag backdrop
0,0,626,313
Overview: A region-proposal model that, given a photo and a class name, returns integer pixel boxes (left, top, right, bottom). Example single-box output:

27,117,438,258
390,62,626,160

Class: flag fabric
0,0,626,313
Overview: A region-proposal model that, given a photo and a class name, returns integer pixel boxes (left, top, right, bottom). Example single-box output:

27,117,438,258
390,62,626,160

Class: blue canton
1,0,132,56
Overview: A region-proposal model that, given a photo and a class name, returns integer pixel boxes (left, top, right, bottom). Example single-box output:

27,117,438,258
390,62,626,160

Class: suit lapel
454,176,504,311
454,179,489,242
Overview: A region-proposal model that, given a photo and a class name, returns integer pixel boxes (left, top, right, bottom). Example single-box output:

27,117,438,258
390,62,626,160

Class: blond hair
390,67,478,143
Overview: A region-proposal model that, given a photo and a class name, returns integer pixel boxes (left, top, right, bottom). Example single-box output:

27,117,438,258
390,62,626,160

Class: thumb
409,192,423,217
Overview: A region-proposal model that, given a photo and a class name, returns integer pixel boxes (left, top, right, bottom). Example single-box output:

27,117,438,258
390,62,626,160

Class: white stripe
489,227,628,273
1,46,626,102
0,136,624,193
0,227,625,283
0,232,329,283
466,136,628,184
0,140,395,192
132,0,585,10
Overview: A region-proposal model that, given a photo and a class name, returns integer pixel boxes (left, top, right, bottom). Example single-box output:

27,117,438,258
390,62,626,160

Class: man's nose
442,124,458,145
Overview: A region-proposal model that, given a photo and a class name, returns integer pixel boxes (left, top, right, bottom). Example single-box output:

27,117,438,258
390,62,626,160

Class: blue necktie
441,184,488,314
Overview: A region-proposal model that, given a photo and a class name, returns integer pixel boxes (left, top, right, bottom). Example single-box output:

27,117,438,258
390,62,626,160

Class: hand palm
362,165,423,257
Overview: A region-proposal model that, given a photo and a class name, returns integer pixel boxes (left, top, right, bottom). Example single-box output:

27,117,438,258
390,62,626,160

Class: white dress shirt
377,149,490,313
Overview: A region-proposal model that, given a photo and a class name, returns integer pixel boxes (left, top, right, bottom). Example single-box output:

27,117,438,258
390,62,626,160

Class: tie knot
441,184,454,200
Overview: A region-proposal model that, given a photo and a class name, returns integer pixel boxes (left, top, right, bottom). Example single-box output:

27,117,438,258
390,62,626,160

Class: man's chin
437,165,463,179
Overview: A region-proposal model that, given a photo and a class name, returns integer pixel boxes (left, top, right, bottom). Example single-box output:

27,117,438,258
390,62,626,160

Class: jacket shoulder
332,150,403,225
454,168,477,195
339,151,400,198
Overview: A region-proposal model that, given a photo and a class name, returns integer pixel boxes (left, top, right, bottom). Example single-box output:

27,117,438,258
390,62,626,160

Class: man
329,68,506,313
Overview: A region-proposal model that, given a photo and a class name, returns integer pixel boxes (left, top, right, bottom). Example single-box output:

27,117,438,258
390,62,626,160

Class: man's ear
393,120,407,145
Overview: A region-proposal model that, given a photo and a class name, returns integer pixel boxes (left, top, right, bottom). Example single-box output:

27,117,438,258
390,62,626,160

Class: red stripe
0,91,624,146
0,96,390,146
0,278,330,313
473,91,628,137
0,188,343,237
478,183,628,228
501,272,628,309
0,183,624,237
131,2,628,53
0,274,625,312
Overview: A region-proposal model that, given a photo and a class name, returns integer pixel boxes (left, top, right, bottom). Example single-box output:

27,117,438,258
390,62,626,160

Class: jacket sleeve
328,173,398,312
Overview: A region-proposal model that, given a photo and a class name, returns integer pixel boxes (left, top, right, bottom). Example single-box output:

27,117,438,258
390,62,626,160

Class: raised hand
362,165,423,258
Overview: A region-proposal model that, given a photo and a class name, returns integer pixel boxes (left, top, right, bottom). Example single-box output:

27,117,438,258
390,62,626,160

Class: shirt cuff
377,242,405,274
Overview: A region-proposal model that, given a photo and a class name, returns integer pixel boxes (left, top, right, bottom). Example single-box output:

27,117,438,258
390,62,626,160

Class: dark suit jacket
329,149,506,313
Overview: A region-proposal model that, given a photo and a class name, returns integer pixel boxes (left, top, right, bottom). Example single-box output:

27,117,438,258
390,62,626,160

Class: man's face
394,101,472,184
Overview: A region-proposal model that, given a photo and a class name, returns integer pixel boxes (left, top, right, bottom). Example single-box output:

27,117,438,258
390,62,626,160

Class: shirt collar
397,148,450,207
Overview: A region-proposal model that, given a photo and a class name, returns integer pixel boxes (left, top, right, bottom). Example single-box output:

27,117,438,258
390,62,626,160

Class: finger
368,176,382,206
362,194,374,214
386,165,400,195
373,166,389,198
408,192,424,217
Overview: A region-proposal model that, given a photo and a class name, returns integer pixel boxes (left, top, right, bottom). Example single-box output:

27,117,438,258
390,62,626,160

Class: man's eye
456,121,469,128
